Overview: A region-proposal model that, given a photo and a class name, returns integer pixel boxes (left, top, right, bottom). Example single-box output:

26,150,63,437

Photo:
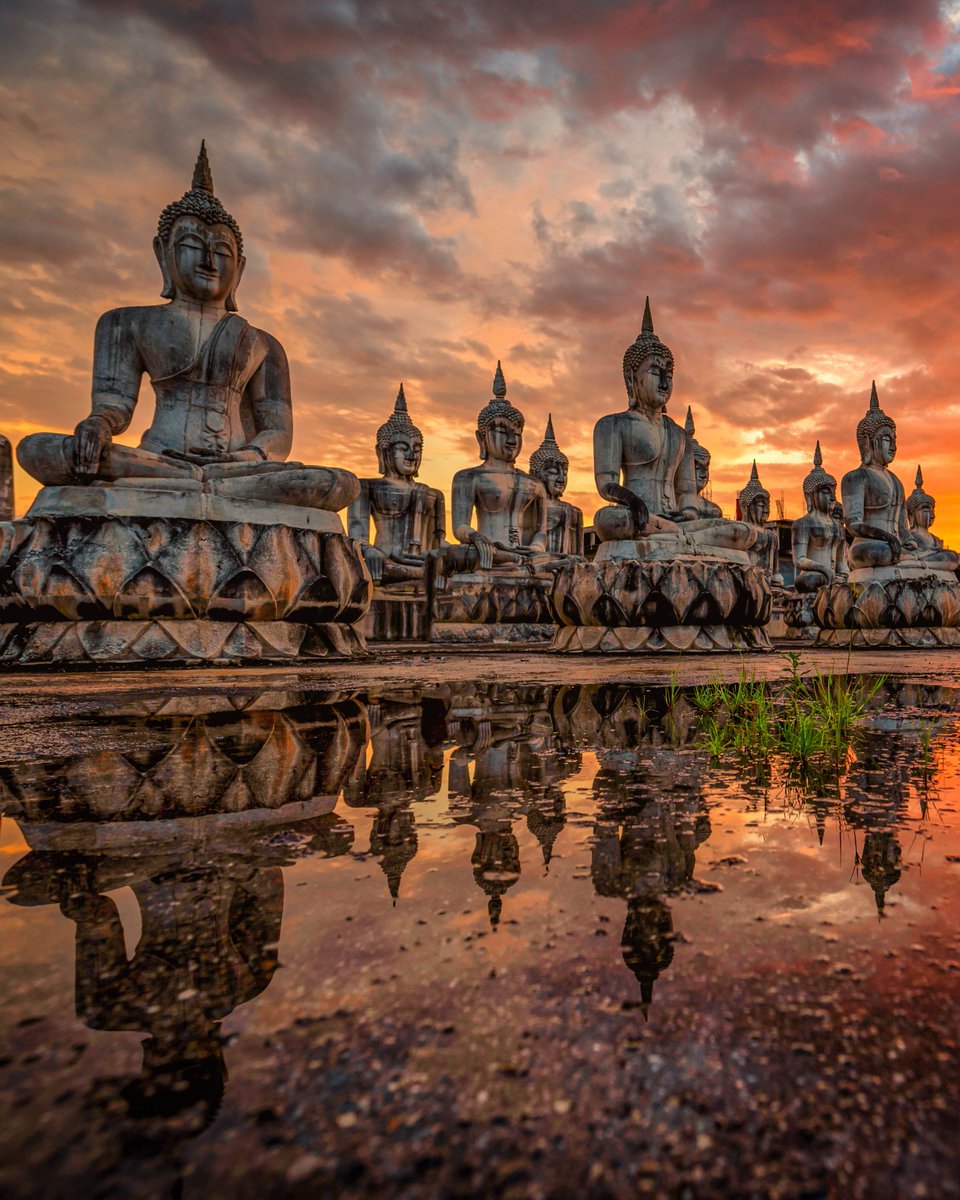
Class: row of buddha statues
0,142,957,662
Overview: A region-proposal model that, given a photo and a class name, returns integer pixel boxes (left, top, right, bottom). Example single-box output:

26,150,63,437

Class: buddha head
529,414,569,499
739,461,770,526
376,383,423,479
855,381,897,467
907,465,935,531
154,142,245,310
684,407,712,495
622,297,674,415
476,362,524,465
802,441,837,515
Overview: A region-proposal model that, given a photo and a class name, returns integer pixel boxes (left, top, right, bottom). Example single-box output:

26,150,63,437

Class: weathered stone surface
361,584,427,642
813,571,960,649
551,556,771,654
429,569,554,642
0,434,12,522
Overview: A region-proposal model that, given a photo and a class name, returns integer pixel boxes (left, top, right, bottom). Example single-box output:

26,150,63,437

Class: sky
3,0,960,542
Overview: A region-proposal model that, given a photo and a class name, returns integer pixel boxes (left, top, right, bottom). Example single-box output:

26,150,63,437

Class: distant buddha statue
435,363,552,575
906,466,960,571
347,384,446,583
526,414,584,555
841,382,958,573
739,461,783,585
683,407,722,518
17,143,358,515
591,299,755,562
791,442,847,593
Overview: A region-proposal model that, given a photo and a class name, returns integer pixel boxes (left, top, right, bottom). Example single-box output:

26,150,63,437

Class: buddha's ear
376,443,386,474
475,429,487,462
226,253,246,313
153,236,175,299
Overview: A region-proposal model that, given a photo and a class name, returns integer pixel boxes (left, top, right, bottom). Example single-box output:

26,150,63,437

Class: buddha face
745,495,769,526
159,214,242,304
871,428,896,467
480,418,522,465
913,502,934,530
538,461,567,499
629,353,673,414
384,436,422,480
811,482,836,515
694,456,710,494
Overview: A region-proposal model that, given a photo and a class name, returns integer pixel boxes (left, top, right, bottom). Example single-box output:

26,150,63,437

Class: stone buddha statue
791,442,847,593
739,461,783,585
591,299,755,563
683,407,723,518
347,384,446,583
526,414,584,555
17,143,358,517
436,362,551,574
906,466,960,571
0,434,12,521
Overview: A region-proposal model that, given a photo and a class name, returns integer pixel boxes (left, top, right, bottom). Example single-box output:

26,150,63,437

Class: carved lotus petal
933,581,960,627
851,581,888,629
657,561,702,625
608,561,653,624
208,567,278,621
895,582,925,627
115,565,195,620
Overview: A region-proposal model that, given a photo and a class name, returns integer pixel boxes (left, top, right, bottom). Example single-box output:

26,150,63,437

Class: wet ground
1,655,960,1198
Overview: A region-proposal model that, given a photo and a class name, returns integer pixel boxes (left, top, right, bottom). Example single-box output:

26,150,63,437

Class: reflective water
1,678,960,1198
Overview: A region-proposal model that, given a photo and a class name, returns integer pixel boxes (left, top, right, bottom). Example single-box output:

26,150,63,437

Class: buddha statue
434,363,553,575
526,414,584,555
0,434,12,521
841,382,958,574
906,466,960,571
739,461,783,585
683,407,723,518
591,299,755,562
791,442,847,593
347,384,446,583
16,143,358,516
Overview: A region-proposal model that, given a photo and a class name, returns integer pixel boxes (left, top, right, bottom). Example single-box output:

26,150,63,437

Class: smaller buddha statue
906,466,960,571
739,461,783,586
683,407,722,518
791,442,847,592
526,415,584,555
347,384,446,583
434,363,552,576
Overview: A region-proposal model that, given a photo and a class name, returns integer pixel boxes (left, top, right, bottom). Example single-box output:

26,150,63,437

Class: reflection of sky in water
1,679,960,1196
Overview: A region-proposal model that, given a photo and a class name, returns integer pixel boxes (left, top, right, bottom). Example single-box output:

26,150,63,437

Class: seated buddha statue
17,143,358,515
433,363,557,576
791,442,848,592
347,384,446,582
841,382,956,574
739,461,783,586
591,299,755,562
906,466,960,571
683,407,723,518
525,415,584,555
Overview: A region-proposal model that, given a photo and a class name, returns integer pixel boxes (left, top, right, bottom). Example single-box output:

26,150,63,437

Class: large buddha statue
17,143,357,515
526,415,584,555
906,466,960,571
684,407,723,519
347,384,446,583
791,442,847,593
739,461,783,586
591,299,755,562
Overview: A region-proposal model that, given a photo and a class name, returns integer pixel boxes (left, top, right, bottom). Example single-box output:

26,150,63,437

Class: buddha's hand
163,447,265,465
360,543,385,582
72,414,113,476
902,534,919,554
668,506,701,524
396,552,426,567
468,531,496,570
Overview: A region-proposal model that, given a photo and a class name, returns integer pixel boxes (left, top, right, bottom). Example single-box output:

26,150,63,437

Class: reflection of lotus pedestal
550,554,772,653
813,566,960,648
0,488,373,665
428,570,554,644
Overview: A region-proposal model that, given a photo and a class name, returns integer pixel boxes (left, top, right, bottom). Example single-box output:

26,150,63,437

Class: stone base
552,624,772,654
550,555,771,655
0,619,367,666
429,621,555,645
361,585,427,642
814,626,960,649
428,570,554,642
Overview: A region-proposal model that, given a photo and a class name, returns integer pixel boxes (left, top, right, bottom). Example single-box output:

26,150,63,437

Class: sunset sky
3,0,960,542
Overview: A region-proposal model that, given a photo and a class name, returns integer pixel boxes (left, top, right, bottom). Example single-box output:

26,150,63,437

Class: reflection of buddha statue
859,831,902,916
792,443,847,593
739,461,783,586
526,415,584,555
348,385,446,583
684,407,723,519
17,144,358,517
906,466,959,571
591,299,755,562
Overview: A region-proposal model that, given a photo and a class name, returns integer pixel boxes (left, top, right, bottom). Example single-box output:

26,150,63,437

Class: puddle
1,675,959,1197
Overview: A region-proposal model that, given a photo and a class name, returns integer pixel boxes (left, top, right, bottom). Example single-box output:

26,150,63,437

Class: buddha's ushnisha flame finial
814,440,823,468
916,464,924,489
641,295,654,335
803,440,835,504
492,360,507,398
870,380,880,409
684,405,695,437
192,140,214,194
395,382,407,413
545,413,556,441
684,405,710,466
